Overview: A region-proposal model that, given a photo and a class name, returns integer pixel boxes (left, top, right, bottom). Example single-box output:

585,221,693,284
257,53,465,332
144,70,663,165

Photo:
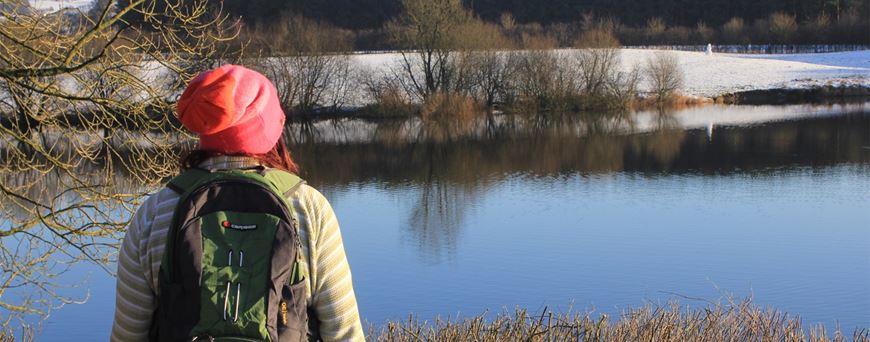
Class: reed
368,299,870,342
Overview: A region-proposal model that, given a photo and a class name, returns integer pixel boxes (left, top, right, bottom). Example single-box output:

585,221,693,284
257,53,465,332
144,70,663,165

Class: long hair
181,137,300,174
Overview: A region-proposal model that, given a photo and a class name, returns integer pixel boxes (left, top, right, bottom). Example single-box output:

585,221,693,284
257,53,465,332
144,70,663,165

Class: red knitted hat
176,65,285,155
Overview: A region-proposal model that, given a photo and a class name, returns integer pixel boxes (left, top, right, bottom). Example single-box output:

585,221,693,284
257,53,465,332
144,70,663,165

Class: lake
15,103,870,340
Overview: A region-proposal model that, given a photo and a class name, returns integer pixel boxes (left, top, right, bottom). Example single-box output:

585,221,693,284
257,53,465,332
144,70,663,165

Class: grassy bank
719,86,870,105
367,299,868,342
2,299,868,341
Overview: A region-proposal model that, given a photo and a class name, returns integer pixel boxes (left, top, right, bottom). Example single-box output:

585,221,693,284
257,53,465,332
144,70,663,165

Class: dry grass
368,299,869,342
362,85,417,118
635,94,713,111
419,92,483,142
2,299,866,341
420,93,479,122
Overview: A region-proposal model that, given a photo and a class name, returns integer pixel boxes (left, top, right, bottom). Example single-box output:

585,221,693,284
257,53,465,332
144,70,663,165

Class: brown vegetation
368,299,869,342
387,0,471,99
231,1,868,51
645,52,685,102
244,14,355,116
365,0,649,117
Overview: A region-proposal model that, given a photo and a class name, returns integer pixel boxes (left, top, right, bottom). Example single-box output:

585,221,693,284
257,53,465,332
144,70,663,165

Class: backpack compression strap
167,167,305,200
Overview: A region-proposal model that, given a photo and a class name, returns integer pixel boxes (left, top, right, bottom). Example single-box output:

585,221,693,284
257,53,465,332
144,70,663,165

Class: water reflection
404,179,479,262
0,143,176,325
290,105,869,262
2,103,869,337
294,106,869,186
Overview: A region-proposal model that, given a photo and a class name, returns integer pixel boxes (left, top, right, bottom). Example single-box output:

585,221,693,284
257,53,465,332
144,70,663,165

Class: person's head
176,65,298,173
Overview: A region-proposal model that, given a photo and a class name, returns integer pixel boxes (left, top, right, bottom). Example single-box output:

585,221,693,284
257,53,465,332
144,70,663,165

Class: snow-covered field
350,49,870,99
626,49,870,97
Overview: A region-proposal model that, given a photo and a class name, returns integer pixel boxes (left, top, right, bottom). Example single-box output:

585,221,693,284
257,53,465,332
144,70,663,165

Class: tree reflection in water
0,140,185,325
292,106,869,262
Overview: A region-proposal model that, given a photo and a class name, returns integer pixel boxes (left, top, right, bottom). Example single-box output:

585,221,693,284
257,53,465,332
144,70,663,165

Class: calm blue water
19,106,870,339
335,166,870,330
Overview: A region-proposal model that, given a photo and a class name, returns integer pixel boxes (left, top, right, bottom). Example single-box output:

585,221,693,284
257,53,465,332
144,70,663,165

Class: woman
111,65,364,341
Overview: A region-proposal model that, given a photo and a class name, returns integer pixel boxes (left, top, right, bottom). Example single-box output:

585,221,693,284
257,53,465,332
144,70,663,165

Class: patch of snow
29,0,93,12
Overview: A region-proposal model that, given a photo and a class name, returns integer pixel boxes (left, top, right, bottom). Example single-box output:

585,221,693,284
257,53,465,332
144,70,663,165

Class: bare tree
769,12,798,44
576,48,621,97
257,54,353,115
250,14,355,115
461,51,518,108
387,0,471,100
645,52,684,102
0,0,237,328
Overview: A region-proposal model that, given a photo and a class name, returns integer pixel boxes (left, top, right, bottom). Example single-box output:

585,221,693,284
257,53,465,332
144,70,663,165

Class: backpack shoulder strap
167,167,305,199
166,168,209,195
263,169,306,199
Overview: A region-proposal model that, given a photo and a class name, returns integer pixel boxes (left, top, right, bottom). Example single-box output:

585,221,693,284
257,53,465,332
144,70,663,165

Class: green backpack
150,167,313,342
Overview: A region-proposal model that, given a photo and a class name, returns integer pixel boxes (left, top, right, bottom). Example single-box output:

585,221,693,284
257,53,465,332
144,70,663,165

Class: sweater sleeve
111,197,157,342
305,189,365,342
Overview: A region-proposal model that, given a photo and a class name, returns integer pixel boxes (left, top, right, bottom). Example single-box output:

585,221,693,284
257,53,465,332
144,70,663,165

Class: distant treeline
234,5,869,53
222,0,869,31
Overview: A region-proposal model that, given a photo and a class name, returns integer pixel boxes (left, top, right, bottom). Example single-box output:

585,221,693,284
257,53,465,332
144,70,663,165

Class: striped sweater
111,156,364,341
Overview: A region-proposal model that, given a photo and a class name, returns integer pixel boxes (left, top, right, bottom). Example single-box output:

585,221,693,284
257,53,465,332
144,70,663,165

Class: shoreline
284,87,870,122
715,85,870,105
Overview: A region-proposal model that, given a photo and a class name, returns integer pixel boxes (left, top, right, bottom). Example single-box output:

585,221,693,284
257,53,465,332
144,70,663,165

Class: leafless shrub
721,17,749,44
548,22,576,47
241,13,354,56
574,29,621,48
255,54,354,115
769,12,798,44
509,50,576,113
645,17,667,44
499,13,516,32
518,31,559,50
607,66,642,106
458,51,518,107
693,21,715,43
248,14,355,115
455,19,515,50
829,12,870,44
573,47,640,110
662,26,692,45
802,13,831,44
645,52,684,102
576,48,620,97
360,70,416,118
752,18,771,43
